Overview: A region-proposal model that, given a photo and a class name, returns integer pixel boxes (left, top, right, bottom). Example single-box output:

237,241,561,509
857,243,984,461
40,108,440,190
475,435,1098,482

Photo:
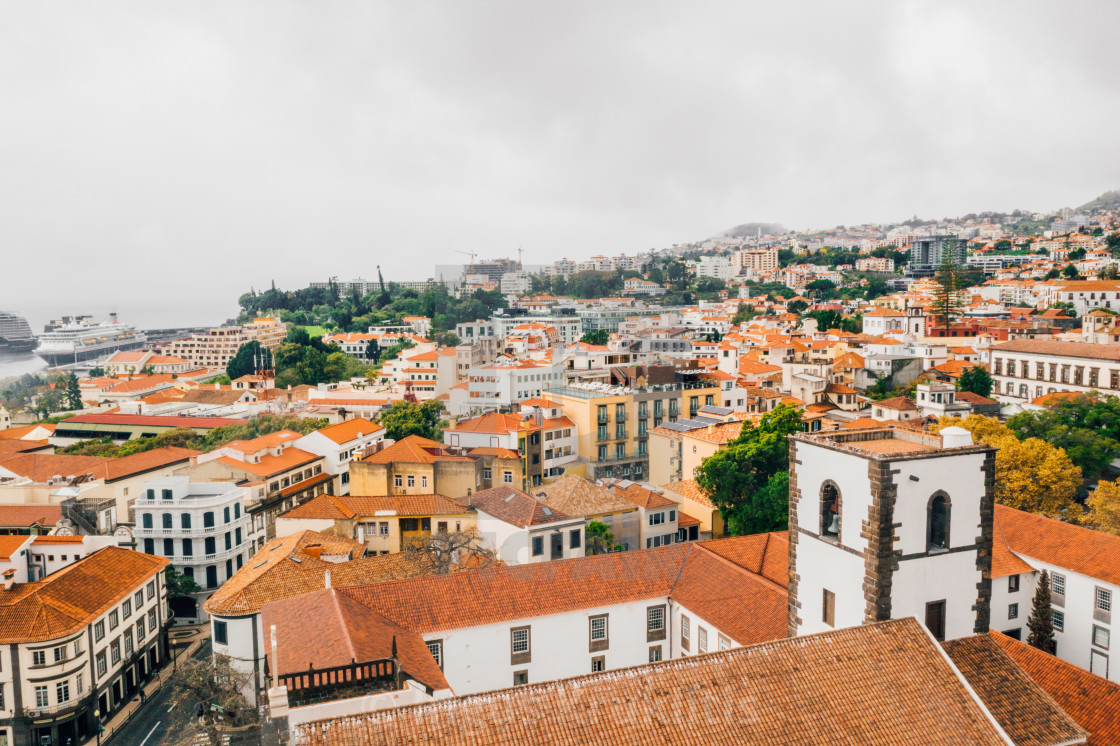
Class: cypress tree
1026,569,1056,654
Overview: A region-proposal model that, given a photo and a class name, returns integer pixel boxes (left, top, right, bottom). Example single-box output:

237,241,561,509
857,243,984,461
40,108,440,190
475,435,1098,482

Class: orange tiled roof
214,446,320,478
991,631,1120,746
0,546,167,643
361,435,473,465
280,494,470,520
0,504,62,528
995,504,1120,586
942,634,1087,746
0,535,32,561
313,417,384,444
293,618,1011,746
533,475,636,517
468,485,574,528
609,482,677,510
660,479,714,509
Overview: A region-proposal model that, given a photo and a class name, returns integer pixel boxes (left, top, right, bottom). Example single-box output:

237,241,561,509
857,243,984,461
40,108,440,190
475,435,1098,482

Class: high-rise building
905,235,966,277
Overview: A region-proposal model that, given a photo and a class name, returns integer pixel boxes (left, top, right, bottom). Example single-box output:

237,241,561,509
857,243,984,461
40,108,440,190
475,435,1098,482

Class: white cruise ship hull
36,334,149,366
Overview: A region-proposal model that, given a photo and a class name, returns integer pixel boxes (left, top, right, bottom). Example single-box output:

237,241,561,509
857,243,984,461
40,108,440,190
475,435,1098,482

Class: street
103,638,256,746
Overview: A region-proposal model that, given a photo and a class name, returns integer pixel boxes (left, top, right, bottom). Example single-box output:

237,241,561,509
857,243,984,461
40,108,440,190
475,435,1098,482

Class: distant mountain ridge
720,222,787,239
1077,190,1120,213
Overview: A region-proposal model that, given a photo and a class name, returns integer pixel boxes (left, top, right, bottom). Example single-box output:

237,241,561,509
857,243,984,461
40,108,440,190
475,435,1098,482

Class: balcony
614,429,627,440
135,515,253,538
596,430,610,442
597,413,609,425
158,544,251,565
637,410,648,420
615,411,627,422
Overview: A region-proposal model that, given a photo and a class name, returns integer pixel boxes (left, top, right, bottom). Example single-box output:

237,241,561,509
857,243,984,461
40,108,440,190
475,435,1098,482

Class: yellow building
543,378,721,482
348,435,524,499
273,493,476,555
647,417,752,488
660,479,726,538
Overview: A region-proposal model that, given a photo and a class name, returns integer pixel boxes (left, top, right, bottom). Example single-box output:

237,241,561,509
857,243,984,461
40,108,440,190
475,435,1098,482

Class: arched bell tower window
820,481,841,544
927,492,951,552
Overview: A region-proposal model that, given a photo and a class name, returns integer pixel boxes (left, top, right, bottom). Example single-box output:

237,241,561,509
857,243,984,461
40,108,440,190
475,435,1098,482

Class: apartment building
162,317,287,369
293,417,386,495
543,378,721,482
736,247,778,272
0,547,169,746
647,416,749,487
987,339,1120,401
458,359,566,416
466,485,585,565
134,476,261,622
1038,280,1120,316
348,435,527,496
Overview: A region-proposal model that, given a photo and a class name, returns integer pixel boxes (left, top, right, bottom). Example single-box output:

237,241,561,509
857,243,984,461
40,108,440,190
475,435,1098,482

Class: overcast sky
2,1,1118,329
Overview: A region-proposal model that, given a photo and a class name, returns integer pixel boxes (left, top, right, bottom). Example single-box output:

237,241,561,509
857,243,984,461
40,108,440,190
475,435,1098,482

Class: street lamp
93,708,101,746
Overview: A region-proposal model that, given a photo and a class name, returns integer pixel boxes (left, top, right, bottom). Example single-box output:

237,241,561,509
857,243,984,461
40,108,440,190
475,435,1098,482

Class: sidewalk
84,625,211,746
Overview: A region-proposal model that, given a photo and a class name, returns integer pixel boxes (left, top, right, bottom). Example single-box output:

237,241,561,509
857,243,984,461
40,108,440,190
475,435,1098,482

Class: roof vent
253,561,267,569
542,507,552,516
290,556,302,564
939,426,973,449
504,495,515,503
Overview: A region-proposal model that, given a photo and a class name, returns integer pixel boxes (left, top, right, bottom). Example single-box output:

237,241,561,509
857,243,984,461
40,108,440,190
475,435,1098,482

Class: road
105,639,256,746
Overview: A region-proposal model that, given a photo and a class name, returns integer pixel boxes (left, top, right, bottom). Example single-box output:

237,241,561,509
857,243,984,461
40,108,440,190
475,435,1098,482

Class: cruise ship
35,314,148,366
0,311,36,353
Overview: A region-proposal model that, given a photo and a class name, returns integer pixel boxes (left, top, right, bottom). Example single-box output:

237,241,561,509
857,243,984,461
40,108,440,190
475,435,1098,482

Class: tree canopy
377,399,446,442
956,365,993,398
1007,393,1120,485
930,415,1081,519
1088,479,1120,536
694,404,803,536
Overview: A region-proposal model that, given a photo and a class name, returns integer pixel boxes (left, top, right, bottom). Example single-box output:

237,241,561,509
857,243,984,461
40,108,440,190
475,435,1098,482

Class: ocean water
0,352,49,382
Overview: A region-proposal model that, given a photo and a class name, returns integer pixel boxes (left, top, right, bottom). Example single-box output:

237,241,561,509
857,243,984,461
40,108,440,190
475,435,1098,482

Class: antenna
517,247,525,269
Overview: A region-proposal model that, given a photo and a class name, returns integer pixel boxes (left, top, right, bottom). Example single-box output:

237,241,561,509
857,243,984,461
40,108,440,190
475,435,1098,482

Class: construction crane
517,247,525,269
456,249,478,269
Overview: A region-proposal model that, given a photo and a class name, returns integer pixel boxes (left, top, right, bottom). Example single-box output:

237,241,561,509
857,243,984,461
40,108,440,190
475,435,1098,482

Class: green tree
378,399,446,441
585,520,615,555
364,338,381,361
1061,263,1080,279
165,565,202,599
787,300,809,315
64,372,83,411
1026,569,1056,654
933,241,963,334
956,365,993,398
580,330,609,346
694,405,803,536
226,340,263,380
1008,394,1120,485
439,332,461,348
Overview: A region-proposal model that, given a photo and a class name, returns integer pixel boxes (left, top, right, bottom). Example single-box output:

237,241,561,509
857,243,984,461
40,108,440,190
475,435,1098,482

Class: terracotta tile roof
678,421,748,445
697,532,789,589
0,535,32,561
660,479,714,509
466,446,521,459
992,631,1120,746
942,634,1086,746
97,447,200,481
956,391,999,406
103,374,177,394
0,504,62,528
0,453,112,483
203,530,442,617
215,448,320,478
278,471,333,498
0,439,52,458
62,413,243,428
0,546,167,643
292,618,1012,746
468,485,574,528
609,482,677,510
280,494,470,520
533,475,636,517
992,339,1120,361
449,412,525,435
225,430,302,453
874,395,919,411
313,417,384,444
362,435,473,465
991,512,1036,578
995,504,1120,586
262,587,449,693
0,423,55,440
676,511,700,527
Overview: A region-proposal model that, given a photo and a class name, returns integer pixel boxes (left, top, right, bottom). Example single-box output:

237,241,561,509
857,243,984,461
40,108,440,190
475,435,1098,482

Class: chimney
324,570,332,589
2,569,16,590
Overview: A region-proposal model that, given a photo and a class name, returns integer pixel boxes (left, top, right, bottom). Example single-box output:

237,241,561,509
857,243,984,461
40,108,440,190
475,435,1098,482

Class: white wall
990,570,1037,640
210,613,264,702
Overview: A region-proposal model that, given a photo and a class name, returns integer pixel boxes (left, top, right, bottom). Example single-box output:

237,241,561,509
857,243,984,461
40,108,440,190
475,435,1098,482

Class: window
820,482,840,542
1097,588,1112,613
162,513,173,529
927,493,951,551
205,537,216,555
823,589,836,627
1053,609,1065,631
110,639,121,664
483,468,492,480
379,521,390,536
137,617,146,641
124,629,134,656
649,646,663,662
1008,575,1020,593
513,670,528,686
503,471,513,484
669,509,676,522
649,512,665,526
147,580,155,600
407,475,415,488
95,620,105,641
647,606,665,640
1094,625,1110,650
925,600,947,642
181,513,191,529
32,650,46,666
394,475,403,487
1008,603,1019,620
148,609,157,631
214,620,228,645
96,650,107,677
681,615,690,651
123,599,132,619
698,627,708,653
718,634,731,651
53,645,66,663
532,536,544,556
206,565,218,589
109,610,119,630
427,640,443,669
183,539,194,557
77,672,83,695
224,506,231,523
163,538,174,556
570,529,581,549
142,514,153,529
35,685,48,708
56,680,70,704
591,656,605,673
73,638,82,656
511,626,531,665
1052,573,1066,597
589,615,609,652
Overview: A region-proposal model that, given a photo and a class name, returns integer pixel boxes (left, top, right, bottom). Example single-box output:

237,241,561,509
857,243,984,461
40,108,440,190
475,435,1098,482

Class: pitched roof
312,417,384,444
203,530,440,617
361,435,473,465
532,475,636,517
292,618,1013,746
995,504,1120,586
0,546,167,643
467,485,574,528
991,631,1120,746
262,587,449,693
943,634,1087,746
279,494,470,521
61,413,243,428
0,423,55,441
214,447,319,478
697,532,789,589
609,482,677,510
0,504,62,528
660,479,715,509
0,535,32,561
0,447,196,483
991,339,1120,362
874,396,919,411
